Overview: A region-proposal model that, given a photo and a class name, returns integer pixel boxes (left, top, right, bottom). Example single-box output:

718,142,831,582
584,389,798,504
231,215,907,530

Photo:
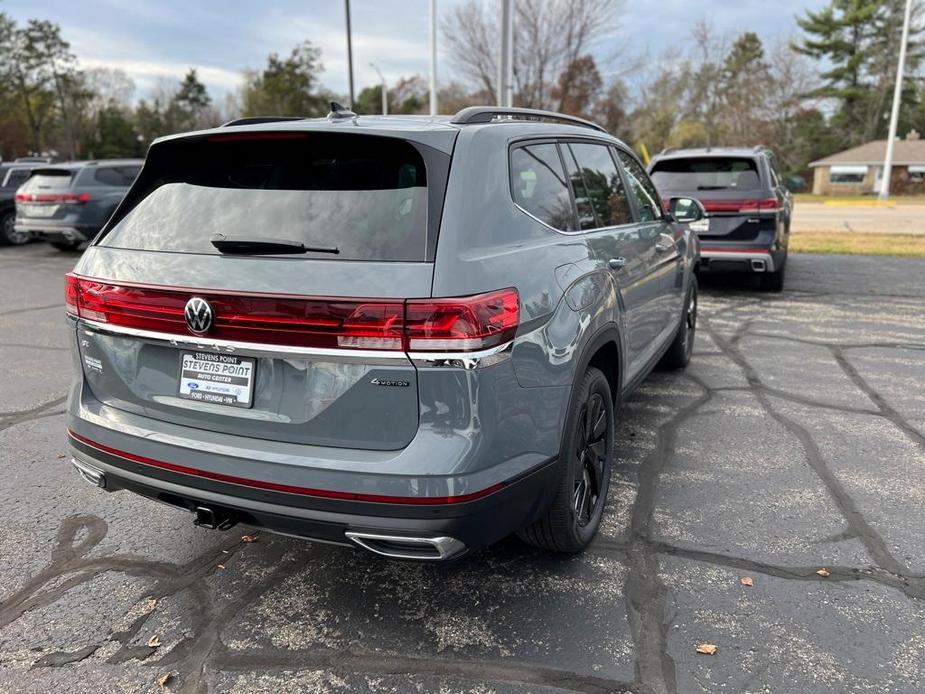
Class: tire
518,366,614,553
49,240,82,251
660,274,697,369
0,211,30,246
759,261,785,292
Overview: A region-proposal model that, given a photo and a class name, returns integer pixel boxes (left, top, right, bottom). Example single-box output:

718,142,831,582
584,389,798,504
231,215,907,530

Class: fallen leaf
695,643,718,655
157,672,175,688
241,533,258,543
147,635,161,648
816,568,831,577
146,598,158,611
740,576,754,587
217,564,226,570
56,453,66,459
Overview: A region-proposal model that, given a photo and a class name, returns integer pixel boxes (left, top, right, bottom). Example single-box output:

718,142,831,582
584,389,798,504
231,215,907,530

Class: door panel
562,142,662,380
615,148,679,347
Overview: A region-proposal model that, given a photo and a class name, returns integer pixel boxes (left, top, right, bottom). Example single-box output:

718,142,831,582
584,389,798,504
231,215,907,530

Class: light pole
369,62,388,115
344,0,355,108
497,0,513,107
880,0,913,200
429,0,438,115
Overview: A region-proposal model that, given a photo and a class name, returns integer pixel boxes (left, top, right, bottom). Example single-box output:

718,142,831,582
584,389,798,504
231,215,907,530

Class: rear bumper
14,221,97,243
699,247,785,274
67,431,560,559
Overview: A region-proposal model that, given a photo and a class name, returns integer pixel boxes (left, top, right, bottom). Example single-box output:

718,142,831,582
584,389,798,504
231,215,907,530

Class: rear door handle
608,257,626,270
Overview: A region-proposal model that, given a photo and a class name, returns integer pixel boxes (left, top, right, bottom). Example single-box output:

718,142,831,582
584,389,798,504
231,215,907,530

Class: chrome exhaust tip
750,259,767,272
71,458,105,488
345,531,466,560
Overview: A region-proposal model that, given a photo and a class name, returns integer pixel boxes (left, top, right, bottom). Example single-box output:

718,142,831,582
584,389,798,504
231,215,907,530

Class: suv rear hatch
650,156,778,242
15,167,83,225
69,128,463,451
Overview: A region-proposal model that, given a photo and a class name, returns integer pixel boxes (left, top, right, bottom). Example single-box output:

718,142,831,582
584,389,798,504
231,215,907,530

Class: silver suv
65,105,703,560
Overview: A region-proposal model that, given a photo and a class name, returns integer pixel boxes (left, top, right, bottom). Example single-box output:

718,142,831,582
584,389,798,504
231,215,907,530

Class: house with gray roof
809,132,925,195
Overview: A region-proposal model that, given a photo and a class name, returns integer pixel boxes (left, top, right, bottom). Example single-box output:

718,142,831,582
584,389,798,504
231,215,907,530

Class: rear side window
510,143,575,231
100,134,436,261
650,157,761,192
615,149,663,222
93,166,140,186
565,143,632,229
4,169,32,188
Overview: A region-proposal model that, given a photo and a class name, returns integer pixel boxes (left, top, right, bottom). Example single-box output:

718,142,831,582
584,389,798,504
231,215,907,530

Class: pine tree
796,0,923,146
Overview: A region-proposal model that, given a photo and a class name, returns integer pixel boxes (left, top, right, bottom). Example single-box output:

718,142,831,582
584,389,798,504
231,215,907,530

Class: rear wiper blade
210,235,339,255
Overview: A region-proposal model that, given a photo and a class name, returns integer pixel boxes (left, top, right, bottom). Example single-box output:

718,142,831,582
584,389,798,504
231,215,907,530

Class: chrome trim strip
81,319,513,368
512,199,640,237
344,531,466,560
408,341,513,370
79,319,410,363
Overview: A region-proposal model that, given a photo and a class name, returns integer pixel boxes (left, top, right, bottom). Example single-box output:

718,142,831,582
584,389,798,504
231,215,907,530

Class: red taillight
737,197,779,213
17,192,90,203
405,289,519,351
702,198,778,214
64,273,80,317
64,276,520,353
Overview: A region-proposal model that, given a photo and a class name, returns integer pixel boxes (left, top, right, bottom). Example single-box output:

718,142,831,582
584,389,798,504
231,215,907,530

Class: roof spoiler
222,116,307,127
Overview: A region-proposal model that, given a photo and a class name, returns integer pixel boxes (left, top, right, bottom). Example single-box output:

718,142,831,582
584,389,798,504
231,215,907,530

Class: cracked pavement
1,243,923,693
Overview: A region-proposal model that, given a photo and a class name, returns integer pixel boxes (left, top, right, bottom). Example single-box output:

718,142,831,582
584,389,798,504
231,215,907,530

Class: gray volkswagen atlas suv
65,105,704,560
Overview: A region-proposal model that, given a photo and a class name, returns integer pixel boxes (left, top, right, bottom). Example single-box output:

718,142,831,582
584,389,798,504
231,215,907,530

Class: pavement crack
648,541,924,600
0,303,61,317
0,395,67,433
210,647,636,693
703,320,915,586
622,377,712,694
830,346,925,451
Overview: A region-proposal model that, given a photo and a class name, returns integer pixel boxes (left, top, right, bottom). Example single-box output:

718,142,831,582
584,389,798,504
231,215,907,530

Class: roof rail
222,116,307,127
450,106,607,133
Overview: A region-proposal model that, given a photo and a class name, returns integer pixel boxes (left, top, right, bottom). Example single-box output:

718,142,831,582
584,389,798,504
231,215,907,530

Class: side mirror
668,197,706,224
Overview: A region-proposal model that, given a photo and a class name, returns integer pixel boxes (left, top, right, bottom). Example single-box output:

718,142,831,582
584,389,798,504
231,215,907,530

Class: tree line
1,0,923,181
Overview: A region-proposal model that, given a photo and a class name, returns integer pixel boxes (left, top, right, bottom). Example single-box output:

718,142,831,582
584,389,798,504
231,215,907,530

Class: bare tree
442,0,622,110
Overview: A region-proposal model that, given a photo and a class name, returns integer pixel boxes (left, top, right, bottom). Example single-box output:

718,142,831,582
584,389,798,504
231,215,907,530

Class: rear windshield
99,133,432,261
20,171,73,191
650,157,761,192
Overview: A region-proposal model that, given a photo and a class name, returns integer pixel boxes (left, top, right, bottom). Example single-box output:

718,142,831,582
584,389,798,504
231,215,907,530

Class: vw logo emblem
184,297,214,334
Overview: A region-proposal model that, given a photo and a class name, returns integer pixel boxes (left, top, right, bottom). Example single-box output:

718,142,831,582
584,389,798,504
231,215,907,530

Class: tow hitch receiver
193,505,237,530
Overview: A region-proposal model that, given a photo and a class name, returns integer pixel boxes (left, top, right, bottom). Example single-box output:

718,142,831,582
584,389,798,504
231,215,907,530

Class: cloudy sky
3,0,828,102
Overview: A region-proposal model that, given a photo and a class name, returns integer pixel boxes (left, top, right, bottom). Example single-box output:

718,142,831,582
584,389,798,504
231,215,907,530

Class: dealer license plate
178,351,255,408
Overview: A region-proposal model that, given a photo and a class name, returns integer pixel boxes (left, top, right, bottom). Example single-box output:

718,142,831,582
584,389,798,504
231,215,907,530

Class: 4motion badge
370,377,410,387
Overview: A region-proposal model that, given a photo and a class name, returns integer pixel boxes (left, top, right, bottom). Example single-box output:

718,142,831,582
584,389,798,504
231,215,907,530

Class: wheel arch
574,323,625,410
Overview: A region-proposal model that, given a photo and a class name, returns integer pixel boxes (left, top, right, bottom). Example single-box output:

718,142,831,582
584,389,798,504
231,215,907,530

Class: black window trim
507,137,579,234
508,135,642,236
612,145,665,224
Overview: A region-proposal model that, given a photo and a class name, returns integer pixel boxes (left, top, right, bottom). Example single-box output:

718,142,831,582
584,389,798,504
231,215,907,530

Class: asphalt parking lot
1,243,923,694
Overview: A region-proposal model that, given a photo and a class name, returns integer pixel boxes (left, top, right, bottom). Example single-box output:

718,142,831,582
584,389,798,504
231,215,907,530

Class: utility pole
497,0,513,107
344,0,355,108
370,62,388,115
880,0,913,200
429,0,438,115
